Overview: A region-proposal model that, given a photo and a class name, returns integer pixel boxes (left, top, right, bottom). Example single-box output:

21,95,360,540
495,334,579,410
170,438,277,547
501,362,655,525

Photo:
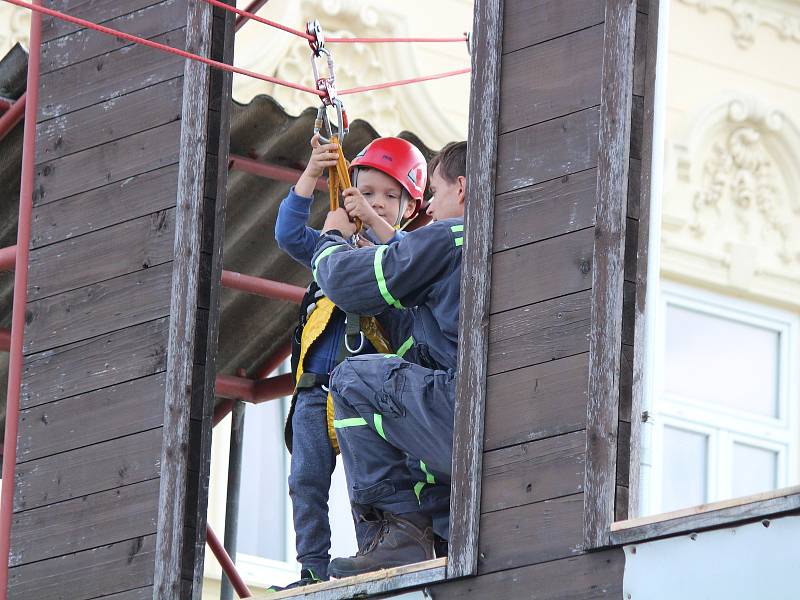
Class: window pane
732,443,777,498
236,400,287,561
664,305,779,417
661,426,707,513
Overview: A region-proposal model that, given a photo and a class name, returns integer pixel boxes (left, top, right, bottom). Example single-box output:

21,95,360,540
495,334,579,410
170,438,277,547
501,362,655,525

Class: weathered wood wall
434,0,647,596
10,1,232,598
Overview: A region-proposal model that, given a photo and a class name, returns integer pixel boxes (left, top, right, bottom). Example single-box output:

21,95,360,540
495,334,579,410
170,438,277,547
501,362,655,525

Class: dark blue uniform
312,218,463,539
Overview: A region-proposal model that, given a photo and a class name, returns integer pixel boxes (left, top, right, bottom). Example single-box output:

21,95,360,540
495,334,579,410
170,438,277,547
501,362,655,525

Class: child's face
357,168,414,225
426,165,465,221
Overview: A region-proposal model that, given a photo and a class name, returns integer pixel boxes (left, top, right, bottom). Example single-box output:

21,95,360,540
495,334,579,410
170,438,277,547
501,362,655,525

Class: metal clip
345,331,365,354
307,19,325,56
314,98,348,145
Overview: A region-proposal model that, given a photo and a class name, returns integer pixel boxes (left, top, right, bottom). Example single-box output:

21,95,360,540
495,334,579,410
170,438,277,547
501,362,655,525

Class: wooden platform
266,558,447,600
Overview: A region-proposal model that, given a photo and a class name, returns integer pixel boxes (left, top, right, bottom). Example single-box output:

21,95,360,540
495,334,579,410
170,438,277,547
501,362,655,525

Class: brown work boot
328,511,435,578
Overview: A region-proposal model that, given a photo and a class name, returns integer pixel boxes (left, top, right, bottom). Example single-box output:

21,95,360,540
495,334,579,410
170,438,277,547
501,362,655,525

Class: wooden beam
583,0,638,549
448,0,504,580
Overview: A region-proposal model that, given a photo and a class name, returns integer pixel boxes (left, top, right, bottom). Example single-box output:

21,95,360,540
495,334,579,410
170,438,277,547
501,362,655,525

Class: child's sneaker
266,568,322,593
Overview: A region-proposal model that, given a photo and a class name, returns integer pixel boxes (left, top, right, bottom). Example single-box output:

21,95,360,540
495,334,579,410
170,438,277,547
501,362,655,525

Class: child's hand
305,134,340,179
356,235,375,248
342,187,380,229
296,134,339,197
322,207,357,238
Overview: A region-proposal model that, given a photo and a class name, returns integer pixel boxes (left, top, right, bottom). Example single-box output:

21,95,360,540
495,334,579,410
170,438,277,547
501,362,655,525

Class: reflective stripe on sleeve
373,245,404,309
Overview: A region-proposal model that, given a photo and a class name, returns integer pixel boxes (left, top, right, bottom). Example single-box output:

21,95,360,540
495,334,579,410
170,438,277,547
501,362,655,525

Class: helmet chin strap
394,190,410,228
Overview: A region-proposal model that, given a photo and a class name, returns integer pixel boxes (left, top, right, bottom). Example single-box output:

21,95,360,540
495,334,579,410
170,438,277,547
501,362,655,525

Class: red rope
340,67,471,95
203,0,468,45
204,0,312,40
4,0,325,97
328,35,468,44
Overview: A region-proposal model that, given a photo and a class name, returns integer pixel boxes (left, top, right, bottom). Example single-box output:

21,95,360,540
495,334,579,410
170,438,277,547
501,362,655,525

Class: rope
204,0,313,40
4,0,470,97
3,0,325,97
327,136,362,232
340,67,471,95
202,0,468,45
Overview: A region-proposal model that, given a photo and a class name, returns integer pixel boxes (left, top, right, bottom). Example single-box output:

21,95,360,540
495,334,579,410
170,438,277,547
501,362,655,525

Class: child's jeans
288,385,336,579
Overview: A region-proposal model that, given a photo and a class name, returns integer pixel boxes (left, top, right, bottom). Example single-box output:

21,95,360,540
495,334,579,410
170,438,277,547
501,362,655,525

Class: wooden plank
584,0,637,550
495,107,600,195
482,430,585,513
615,484,630,522
34,120,182,207
18,374,165,463
493,167,597,252
188,8,236,595
500,24,603,133
491,227,594,314
8,534,156,600
630,94,644,160
633,12,648,97
484,353,589,451
13,428,163,512
477,493,584,575
627,158,642,219
101,588,154,600
432,551,624,600
630,1,662,522
610,490,800,546
269,559,447,600
488,290,592,376
30,164,179,249
10,478,160,566
28,209,175,301
502,0,605,54
624,217,639,283
616,421,631,488
38,28,185,120
41,2,185,74
35,77,183,164
21,317,169,409
448,0,504,581
619,344,634,422
154,2,213,596
41,0,167,42
24,262,173,354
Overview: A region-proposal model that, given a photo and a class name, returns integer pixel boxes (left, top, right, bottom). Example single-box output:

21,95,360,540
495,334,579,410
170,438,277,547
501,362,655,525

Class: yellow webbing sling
294,297,393,453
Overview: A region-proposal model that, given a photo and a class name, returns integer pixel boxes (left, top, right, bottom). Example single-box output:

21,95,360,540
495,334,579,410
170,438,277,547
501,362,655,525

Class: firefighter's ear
457,175,466,205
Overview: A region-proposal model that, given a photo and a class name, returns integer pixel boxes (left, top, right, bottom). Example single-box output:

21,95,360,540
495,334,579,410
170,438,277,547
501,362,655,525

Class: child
270,134,427,590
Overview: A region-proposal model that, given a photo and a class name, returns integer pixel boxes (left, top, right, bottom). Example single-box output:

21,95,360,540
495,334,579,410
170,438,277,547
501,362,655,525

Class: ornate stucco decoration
663,95,800,303
233,0,471,148
679,0,800,49
0,6,30,57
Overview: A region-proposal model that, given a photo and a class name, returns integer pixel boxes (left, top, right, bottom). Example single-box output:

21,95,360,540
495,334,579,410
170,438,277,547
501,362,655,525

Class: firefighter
311,199,464,577
271,135,427,590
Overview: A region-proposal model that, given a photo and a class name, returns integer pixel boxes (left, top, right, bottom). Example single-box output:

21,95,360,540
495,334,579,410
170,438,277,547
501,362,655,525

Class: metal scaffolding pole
220,396,246,600
0,3,40,597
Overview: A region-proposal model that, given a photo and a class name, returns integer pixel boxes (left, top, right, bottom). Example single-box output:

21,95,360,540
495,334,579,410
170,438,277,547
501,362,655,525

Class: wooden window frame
266,0,503,597
584,0,800,551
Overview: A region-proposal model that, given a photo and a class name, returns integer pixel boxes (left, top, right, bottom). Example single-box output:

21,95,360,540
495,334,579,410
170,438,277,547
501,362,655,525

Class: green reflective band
450,224,464,233
414,481,426,500
396,336,414,358
312,244,344,281
383,353,398,358
373,246,403,309
374,413,386,440
454,237,463,247
333,417,368,429
420,460,435,484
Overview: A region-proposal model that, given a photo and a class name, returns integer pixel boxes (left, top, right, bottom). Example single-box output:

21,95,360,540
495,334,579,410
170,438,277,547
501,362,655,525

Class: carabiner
314,98,349,145
345,331,365,355
307,19,325,57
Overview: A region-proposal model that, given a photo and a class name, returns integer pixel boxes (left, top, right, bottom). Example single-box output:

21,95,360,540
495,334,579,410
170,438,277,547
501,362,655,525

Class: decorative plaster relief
679,0,800,49
0,6,30,57
663,96,800,299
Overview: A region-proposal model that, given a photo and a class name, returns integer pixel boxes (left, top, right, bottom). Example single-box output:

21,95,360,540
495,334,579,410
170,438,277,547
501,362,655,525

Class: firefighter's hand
296,134,339,197
322,207,357,238
342,187,380,229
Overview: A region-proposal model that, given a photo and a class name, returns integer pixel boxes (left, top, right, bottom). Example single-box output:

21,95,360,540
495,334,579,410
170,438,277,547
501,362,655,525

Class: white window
640,282,799,517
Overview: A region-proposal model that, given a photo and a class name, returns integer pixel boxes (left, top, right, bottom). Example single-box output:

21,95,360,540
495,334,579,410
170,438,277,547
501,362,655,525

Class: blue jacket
275,187,405,374
311,218,463,372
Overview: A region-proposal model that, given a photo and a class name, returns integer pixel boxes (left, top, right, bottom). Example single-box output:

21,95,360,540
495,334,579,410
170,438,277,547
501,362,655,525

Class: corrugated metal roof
0,46,436,430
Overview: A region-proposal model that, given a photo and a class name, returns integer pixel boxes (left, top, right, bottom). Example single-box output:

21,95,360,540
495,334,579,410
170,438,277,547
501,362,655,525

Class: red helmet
349,137,427,215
